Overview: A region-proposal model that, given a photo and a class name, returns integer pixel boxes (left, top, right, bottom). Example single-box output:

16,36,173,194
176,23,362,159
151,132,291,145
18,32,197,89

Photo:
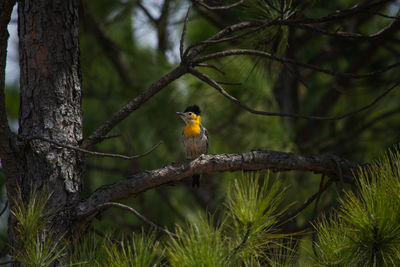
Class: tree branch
226,222,252,262
295,15,400,40
279,179,333,225
137,1,157,24
189,67,399,121
192,0,244,10
193,49,400,79
81,64,188,149
93,202,178,238
184,0,391,59
180,5,192,60
26,136,162,160
0,201,8,217
85,11,136,87
75,150,361,220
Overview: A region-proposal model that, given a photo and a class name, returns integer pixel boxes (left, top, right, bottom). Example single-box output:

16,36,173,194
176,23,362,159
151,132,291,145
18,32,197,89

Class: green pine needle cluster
166,217,228,267
68,231,162,266
11,187,67,267
313,148,400,266
167,172,294,266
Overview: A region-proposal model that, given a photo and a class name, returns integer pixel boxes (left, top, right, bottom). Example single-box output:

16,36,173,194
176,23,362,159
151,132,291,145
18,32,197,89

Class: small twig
97,134,121,141
137,1,157,24
0,260,14,266
295,17,399,40
279,179,333,225
193,49,400,79
180,5,192,60
332,156,345,191
226,222,252,262
367,12,400,19
0,201,8,217
183,20,278,60
313,174,325,216
312,174,325,255
197,63,225,75
95,202,178,238
90,227,121,244
189,67,400,121
193,0,244,10
216,81,242,86
265,0,282,15
27,136,162,160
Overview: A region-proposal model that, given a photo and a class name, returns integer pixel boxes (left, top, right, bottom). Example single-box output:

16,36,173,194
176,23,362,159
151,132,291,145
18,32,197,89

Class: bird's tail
192,175,200,188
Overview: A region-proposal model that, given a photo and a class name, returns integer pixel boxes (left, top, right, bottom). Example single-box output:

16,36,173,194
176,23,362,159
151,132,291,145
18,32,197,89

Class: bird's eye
188,112,193,115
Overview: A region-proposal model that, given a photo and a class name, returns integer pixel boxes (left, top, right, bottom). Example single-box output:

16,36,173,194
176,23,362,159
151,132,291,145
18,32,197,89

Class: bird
176,105,208,187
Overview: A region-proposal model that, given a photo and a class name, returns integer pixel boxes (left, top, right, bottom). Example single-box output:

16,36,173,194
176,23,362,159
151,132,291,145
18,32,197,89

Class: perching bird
176,105,208,187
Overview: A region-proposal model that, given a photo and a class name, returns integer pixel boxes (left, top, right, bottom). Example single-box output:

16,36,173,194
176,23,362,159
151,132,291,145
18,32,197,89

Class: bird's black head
184,105,201,115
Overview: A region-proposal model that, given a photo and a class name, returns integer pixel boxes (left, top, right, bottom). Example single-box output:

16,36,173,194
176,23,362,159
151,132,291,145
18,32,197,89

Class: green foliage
167,217,228,267
313,148,400,266
67,172,295,266
11,187,67,267
103,233,162,267
225,173,293,265
167,172,295,266
68,231,162,267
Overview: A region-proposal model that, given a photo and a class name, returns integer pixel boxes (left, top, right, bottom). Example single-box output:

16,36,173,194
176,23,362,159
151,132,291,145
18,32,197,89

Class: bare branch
193,49,400,79
75,150,361,220
189,67,400,121
0,201,8,217
0,260,13,266
226,222,252,262
192,0,244,10
137,1,157,24
216,81,241,86
368,12,400,19
93,202,178,238
296,16,399,40
85,12,136,87
197,63,225,74
27,136,162,160
279,179,333,225
314,107,400,151
184,0,391,60
180,5,192,60
81,64,188,149
183,20,276,58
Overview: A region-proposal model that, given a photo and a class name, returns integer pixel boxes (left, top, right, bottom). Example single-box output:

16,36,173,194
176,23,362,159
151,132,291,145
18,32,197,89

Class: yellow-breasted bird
176,105,208,187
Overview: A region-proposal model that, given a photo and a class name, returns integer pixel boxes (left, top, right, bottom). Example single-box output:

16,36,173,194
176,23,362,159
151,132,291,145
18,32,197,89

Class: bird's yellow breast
184,116,201,137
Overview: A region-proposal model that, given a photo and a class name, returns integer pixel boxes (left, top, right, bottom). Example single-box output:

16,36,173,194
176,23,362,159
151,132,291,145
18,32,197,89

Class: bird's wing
204,127,209,154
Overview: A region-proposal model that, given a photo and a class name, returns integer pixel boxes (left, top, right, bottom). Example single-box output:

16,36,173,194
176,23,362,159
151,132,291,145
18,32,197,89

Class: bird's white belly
183,134,207,159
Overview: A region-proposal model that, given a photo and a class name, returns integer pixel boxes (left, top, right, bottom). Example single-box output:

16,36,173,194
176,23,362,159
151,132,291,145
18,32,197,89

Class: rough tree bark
3,0,83,260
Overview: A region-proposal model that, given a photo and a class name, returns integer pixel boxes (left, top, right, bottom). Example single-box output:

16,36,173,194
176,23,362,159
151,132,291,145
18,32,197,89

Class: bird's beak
176,112,189,124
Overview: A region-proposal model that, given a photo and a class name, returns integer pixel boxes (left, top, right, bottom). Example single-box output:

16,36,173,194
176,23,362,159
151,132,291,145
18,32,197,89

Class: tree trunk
6,0,83,263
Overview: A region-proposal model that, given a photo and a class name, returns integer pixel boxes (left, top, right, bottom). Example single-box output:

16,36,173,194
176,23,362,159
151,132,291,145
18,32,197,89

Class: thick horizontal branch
75,150,362,218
